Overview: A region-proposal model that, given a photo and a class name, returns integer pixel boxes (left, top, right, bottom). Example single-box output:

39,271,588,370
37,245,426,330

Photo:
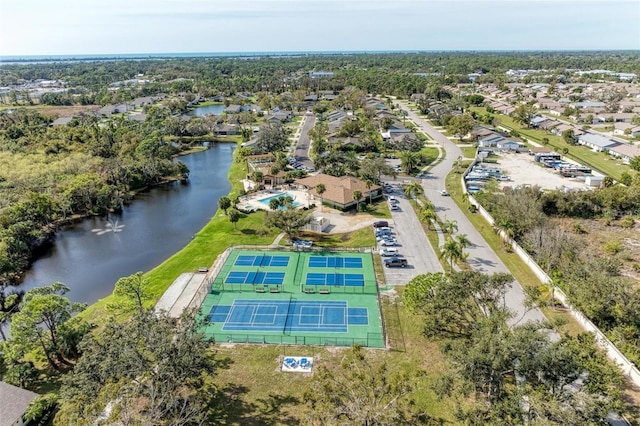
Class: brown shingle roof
296,174,381,205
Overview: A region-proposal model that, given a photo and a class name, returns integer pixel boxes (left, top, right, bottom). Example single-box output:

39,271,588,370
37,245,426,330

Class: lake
186,104,226,116
11,144,235,304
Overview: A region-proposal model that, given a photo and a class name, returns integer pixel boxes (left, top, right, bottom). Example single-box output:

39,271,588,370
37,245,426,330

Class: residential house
595,113,636,123
0,381,40,426
214,124,239,136
577,133,619,152
380,120,412,141
530,116,552,127
366,98,388,110
310,71,334,78
573,101,606,110
478,134,506,148
609,143,640,164
471,125,497,141
551,123,574,136
295,174,382,210
224,104,242,114
538,119,560,131
267,110,293,123
613,122,640,137
497,140,524,151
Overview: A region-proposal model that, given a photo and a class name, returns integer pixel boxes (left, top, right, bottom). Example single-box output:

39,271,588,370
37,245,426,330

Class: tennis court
305,273,365,287
225,271,285,285
208,299,369,332
234,254,290,267
201,249,384,347
308,256,363,268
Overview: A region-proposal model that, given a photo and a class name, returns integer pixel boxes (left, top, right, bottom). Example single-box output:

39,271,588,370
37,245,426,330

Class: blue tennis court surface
234,255,290,267
208,300,369,332
308,256,363,268
225,271,285,285
305,273,364,287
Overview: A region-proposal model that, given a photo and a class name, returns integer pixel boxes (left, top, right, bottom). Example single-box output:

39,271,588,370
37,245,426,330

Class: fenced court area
200,249,384,347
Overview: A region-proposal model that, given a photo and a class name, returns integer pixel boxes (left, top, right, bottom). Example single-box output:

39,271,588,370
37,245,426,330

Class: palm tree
353,190,363,211
455,233,472,251
315,183,326,212
269,198,281,211
404,181,424,199
400,151,418,174
443,219,458,235
365,179,374,204
440,237,463,273
420,205,436,230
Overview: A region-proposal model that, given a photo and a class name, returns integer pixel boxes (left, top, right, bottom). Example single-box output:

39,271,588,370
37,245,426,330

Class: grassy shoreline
80,141,276,320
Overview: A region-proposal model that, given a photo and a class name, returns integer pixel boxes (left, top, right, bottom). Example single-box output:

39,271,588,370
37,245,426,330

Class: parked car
384,257,408,268
379,239,398,247
373,220,389,228
379,248,399,257
375,227,392,236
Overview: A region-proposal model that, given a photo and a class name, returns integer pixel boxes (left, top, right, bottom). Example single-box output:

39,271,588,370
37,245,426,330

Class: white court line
251,303,280,325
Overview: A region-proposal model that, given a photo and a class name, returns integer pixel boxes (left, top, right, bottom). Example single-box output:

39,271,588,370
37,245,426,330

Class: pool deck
238,189,310,212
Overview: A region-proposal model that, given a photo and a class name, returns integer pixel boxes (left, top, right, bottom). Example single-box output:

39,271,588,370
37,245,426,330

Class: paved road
294,113,316,169
398,101,547,327
379,182,443,285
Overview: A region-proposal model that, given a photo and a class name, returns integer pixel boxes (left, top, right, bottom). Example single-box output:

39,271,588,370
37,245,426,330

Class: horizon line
2,48,640,60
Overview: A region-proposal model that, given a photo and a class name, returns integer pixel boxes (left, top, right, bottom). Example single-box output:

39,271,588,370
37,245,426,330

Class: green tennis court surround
200,249,384,347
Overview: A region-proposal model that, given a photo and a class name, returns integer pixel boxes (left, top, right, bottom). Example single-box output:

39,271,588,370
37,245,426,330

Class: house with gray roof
224,104,242,114
0,381,40,426
478,134,505,148
573,101,606,109
577,133,619,152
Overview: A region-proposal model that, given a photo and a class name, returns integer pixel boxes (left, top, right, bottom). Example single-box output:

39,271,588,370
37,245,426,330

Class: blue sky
1,0,639,56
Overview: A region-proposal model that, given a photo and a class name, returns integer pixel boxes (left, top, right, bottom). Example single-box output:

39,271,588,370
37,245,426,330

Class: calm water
186,104,225,116
11,144,235,304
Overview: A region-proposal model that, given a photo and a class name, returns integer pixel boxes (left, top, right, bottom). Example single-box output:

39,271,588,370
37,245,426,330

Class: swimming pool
258,192,301,208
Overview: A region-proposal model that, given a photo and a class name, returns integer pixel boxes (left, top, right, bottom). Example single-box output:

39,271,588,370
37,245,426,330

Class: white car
390,204,400,211
379,238,398,247
439,189,450,196
379,248,399,257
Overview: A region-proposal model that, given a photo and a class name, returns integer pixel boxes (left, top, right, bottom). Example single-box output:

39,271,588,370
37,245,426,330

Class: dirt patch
313,207,392,234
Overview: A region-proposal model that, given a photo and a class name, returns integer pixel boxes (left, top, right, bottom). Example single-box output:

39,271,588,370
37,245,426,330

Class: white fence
462,171,640,389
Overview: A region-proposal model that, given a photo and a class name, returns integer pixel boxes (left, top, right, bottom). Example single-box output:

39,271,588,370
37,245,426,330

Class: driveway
379,182,443,285
398,101,547,327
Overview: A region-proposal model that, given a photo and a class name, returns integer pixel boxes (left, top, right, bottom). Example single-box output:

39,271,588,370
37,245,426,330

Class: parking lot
376,182,443,286
492,152,596,191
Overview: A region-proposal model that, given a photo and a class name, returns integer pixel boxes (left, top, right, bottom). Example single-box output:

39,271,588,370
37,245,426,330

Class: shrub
603,239,622,255
619,217,635,229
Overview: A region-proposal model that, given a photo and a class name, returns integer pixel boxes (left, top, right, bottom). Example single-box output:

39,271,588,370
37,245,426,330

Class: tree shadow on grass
218,383,301,425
